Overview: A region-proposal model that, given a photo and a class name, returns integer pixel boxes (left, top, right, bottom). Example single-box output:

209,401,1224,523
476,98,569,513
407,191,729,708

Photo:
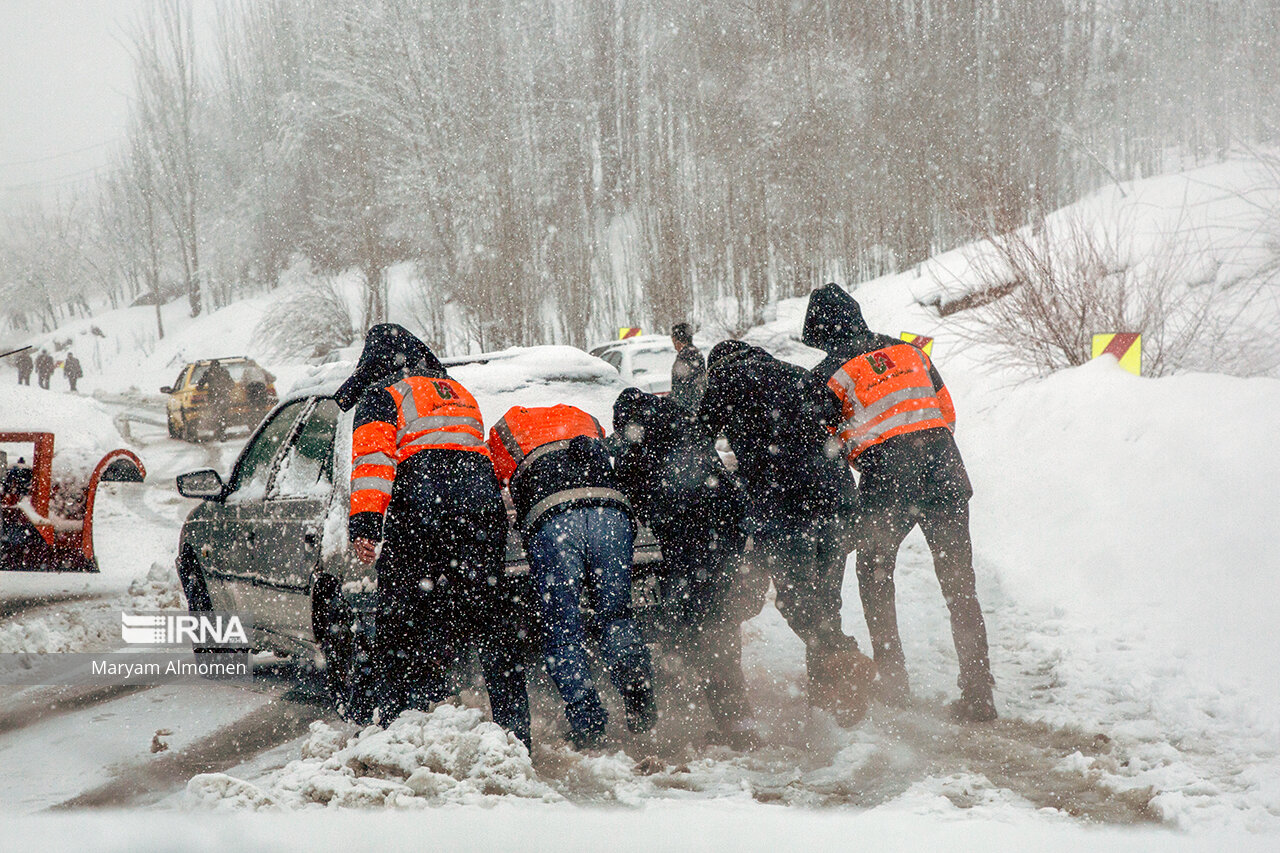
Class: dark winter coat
63,354,82,381
15,351,32,380
802,282,971,504
198,362,235,403
668,344,707,412
612,387,745,543
34,352,55,380
697,341,856,534
488,406,627,535
341,324,506,544
335,324,446,411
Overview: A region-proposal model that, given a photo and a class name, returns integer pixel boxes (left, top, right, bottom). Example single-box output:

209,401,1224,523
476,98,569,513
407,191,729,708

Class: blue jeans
526,506,651,736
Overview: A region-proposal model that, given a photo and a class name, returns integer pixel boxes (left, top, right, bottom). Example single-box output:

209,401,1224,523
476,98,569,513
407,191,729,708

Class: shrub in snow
960,209,1278,378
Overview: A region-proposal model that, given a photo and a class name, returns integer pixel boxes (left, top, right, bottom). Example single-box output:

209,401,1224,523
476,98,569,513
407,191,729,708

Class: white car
589,335,677,395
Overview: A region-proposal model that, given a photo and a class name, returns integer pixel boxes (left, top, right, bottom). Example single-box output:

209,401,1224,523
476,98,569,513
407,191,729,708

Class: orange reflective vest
488,404,605,485
487,404,626,532
350,376,489,518
827,343,956,464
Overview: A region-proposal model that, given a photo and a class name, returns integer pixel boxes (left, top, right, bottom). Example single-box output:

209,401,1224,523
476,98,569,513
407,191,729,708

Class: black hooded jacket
341,324,505,543
612,387,745,543
801,283,971,503
697,341,855,533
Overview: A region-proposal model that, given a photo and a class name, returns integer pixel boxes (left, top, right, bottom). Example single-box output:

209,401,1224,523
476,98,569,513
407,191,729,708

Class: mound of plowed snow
186,705,562,810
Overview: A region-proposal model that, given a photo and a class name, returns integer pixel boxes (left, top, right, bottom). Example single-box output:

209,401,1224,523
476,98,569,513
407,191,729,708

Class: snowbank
0,382,132,474
965,358,1280,696
186,706,561,810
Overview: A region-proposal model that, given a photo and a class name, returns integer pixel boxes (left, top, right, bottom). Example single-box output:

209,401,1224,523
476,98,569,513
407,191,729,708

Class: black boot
622,685,657,734
949,686,997,723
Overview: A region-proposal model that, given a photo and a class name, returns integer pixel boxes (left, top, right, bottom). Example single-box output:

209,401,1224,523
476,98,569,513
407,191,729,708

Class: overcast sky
0,0,149,209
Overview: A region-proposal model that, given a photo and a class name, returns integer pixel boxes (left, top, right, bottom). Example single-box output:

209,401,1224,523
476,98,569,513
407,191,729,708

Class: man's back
699,342,848,528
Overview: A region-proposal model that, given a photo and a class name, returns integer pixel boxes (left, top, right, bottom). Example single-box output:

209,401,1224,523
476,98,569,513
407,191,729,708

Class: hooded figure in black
336,324,534,747
613,388,764,747
803,283,995,722
197,360,235,440
697,341,876,726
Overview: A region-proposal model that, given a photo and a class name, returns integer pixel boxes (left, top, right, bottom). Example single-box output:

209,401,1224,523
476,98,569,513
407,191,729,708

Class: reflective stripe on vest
521,486,631,533
509,439,574,486
828,343,951,461
350,420,398,516
388,378,489,459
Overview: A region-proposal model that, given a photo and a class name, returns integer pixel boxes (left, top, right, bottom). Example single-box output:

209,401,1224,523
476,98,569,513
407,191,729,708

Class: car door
250,397,341,642
214,400,311,615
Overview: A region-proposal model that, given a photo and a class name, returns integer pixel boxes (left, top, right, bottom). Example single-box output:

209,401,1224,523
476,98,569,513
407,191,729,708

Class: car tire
182,412,200,443
313,582,376,725
167,411,181,440
177,547,240,664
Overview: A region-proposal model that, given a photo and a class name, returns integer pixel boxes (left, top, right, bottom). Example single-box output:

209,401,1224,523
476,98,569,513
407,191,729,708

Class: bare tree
129,0,204,317
959,210,1280,378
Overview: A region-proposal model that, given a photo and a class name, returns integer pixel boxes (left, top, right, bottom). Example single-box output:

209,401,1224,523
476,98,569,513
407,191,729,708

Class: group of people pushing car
333,282,996,753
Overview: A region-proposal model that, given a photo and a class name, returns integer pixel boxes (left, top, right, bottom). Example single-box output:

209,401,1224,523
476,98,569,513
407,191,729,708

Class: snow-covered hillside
1,159,1278,848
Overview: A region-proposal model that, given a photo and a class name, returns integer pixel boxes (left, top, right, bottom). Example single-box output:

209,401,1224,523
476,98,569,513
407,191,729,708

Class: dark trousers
525,506,652,737
17,371,30,385
855,496,993,698
659,528,754,731
373,512,532,748
756,516,856,670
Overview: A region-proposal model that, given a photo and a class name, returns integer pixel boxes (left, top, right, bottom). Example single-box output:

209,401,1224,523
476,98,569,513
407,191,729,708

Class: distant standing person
63,352,83,393
802,282,996,723
14,349,32,385
668,323,707,412
34,350,55,390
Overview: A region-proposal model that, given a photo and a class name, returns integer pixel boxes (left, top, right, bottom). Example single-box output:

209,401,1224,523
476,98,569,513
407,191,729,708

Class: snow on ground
1,158,1279,847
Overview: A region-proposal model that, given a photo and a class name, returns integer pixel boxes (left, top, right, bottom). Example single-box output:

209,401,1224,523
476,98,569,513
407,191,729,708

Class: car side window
173,367,190,390
602,351,623,371
226,400,308,502
270,398,340,500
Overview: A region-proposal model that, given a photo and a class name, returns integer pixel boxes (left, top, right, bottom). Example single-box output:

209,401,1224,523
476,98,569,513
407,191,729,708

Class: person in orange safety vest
336,324,533,747
802,283,996,723
489,404,656,750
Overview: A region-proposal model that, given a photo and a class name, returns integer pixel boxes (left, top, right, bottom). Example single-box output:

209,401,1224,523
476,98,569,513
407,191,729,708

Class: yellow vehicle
162,357,278,442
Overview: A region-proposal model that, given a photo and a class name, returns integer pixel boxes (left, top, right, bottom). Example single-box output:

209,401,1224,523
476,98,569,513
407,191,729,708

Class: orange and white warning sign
1091,332,1141,375
900,332,934,357
618,327,643,340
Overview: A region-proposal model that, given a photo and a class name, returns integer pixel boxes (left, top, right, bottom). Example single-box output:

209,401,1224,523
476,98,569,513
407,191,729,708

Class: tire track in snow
0,683,156,737
48,687,336,810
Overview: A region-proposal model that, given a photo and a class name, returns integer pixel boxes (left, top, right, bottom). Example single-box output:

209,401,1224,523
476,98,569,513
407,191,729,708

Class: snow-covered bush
960,210,1278,377
254,277,356,360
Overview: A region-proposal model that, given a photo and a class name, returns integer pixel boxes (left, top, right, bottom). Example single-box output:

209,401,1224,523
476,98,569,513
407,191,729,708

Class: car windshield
630,347,676,377
190,361,249,386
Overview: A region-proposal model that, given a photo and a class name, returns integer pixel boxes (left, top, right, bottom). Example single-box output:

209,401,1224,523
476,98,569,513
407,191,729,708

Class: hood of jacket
335,323,446,411
612,387,660,435
706,339,756,374
801,283,870,352
612,386,696,444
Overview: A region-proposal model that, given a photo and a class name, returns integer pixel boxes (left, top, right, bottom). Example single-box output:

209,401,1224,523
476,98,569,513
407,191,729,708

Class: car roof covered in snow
589,334,674,356
283,345,631,431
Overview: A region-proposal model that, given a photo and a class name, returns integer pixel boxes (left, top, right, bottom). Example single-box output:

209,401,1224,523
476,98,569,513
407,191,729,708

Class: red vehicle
0,432,145,572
